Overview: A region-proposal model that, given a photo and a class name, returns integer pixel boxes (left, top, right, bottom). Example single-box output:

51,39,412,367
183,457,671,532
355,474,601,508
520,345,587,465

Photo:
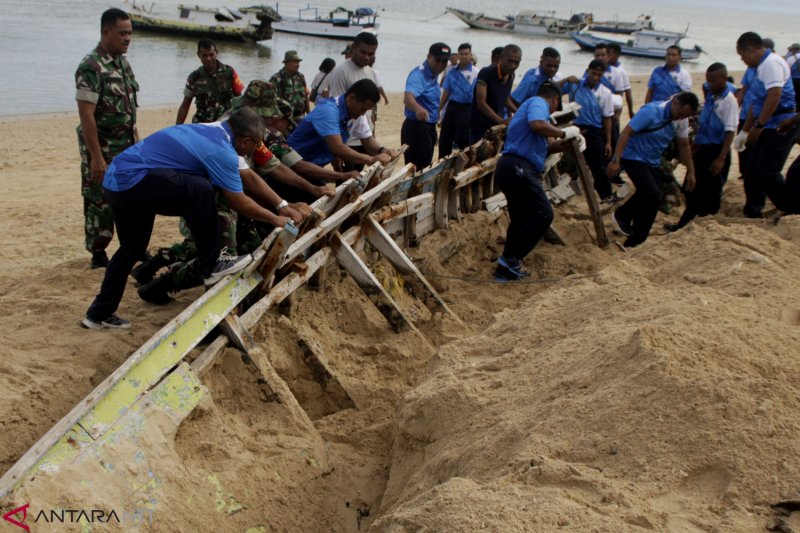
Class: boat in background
123,1,280,42
263,5,379,40
569,29,702,60
446,7,590,38
588,14,654,34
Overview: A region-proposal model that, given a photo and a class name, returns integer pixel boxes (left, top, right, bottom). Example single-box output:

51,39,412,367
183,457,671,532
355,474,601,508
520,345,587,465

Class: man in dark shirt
469,44,521,143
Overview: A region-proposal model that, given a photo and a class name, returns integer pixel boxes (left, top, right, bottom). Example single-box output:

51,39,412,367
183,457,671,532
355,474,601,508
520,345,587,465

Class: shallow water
0,0,797,116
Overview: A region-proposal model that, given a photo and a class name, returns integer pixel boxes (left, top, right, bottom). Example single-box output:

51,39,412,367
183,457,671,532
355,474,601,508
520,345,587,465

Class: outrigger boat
588,14,654,34
261,5,379,40
446,7,590,38
123,1,280,43
569,29,702,60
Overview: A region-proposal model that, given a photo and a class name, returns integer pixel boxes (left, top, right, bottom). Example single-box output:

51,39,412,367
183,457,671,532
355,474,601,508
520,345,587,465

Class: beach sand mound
374,217,800,532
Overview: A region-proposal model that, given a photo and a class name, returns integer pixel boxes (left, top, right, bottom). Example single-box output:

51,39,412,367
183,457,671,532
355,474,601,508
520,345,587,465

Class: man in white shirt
736,31,798,217
607,43,634,119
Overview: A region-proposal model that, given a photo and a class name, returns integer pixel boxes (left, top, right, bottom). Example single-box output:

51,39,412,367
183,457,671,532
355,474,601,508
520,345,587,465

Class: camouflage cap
230,80,295,124
283,50,302,62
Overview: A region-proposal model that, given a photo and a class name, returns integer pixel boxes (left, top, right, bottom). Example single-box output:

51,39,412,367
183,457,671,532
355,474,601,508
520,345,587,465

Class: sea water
0,0,797,116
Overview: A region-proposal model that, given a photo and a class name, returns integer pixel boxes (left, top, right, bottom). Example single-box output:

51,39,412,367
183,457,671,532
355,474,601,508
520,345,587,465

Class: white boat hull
273,19,378,39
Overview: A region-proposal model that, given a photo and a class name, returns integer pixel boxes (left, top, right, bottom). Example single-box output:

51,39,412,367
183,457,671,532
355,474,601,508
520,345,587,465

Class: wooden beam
218,314,254,354
281,164,414,266
297,337,355,411
569,139,609,248
330,232,422,337
259,222,299,292
364,216,462,324
452,154,500,189
371,193,435,223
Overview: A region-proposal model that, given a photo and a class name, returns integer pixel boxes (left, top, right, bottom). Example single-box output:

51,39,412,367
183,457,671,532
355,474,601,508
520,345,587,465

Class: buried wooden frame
0,109,608,499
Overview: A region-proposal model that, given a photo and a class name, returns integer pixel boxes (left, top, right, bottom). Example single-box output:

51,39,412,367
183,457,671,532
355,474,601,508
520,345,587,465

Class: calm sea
0,0,798,116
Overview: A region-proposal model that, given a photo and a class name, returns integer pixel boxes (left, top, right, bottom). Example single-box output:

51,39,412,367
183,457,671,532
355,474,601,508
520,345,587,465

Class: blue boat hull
569,32,701,60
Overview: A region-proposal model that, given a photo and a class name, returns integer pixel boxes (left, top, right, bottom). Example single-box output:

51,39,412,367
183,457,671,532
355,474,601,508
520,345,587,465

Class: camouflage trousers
79,137,116,253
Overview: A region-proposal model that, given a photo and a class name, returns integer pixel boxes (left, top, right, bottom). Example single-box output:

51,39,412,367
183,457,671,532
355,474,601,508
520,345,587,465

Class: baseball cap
428,42,452,61
230,80,296,125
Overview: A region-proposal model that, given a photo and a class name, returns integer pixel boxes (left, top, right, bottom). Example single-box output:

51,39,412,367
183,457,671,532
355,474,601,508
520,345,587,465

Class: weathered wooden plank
483,191,507,212
569,139,609,247
371,193,435,223
259,222,299,292
330,232,419,335
364,216,462,323
297,337,355,411
282,163,414,265
218,314,255,354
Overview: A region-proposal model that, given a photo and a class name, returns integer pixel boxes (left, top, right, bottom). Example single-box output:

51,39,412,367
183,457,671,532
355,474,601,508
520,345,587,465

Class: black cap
428,42,452,60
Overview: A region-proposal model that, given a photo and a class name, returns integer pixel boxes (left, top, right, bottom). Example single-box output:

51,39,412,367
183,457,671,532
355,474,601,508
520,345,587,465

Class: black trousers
794,78,800,110
676,143,730,228
494,154,554,262
743,127,798,217
784,155,800,215
341,144,368,173
401,119,437,170
615,159,664,248
86,170,220,320
438,101,471,158
580,126,613,200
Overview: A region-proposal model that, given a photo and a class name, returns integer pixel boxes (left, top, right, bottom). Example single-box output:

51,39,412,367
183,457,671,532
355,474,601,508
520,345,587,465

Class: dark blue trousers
86,170,221,320
616,158,663,247
743,127,797,217
494,154,554,262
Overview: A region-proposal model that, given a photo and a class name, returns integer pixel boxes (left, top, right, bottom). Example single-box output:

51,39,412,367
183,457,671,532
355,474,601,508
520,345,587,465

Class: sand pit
2,75,800,532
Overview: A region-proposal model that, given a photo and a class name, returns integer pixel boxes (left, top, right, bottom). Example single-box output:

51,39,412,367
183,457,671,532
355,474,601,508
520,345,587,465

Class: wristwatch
610,155,619,163
276,199,289,210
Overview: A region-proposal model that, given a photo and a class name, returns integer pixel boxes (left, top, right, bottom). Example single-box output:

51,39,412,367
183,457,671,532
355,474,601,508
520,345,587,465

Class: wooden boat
123,1,279,42
588,14,654,34
263,6,379,40
569,29,702,60
446,7,590,38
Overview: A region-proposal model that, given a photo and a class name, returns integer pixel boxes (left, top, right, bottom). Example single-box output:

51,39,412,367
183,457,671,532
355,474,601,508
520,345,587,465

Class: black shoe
610,211,633,237
91,250,109,269
138,274,175,305
663,222,682,233
81,314,131,329
611,175,625,185
204,249,253,285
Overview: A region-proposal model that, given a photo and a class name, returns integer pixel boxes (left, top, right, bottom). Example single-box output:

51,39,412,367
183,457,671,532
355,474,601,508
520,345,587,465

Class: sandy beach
1,73,800,531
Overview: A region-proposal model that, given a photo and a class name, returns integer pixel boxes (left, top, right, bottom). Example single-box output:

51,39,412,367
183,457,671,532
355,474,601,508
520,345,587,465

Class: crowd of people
75,8,800,327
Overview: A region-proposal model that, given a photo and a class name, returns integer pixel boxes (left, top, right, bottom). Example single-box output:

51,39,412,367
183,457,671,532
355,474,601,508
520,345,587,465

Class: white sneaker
204,248,252,285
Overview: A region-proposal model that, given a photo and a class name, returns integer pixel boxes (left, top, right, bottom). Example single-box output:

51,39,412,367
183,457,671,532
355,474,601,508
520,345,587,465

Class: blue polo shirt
443,64,477,104
623,101,688,166
288,95,350,166
747,49,797,129
739,67,756,121
104,122,243,193
404,61,441,123
502,96,551,172
511,66,547,104
648,65,684,102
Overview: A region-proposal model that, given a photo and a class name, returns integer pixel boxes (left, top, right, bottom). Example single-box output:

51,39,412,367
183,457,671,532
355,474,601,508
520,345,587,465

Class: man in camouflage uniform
270,51,309,124
176,38,244,124
76,8,139,268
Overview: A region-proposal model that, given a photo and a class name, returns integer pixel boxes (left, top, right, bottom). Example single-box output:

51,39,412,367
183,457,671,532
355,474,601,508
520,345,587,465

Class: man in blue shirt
736,31,799,218
469,44,522,144
606,93,698,248
563,59,616,201
288,79,391,169
83,107,299,329
438,43,477,158
494,82,582,282
509,47,576,107
644,46,692,104
402,42,452,170
667,63,739,231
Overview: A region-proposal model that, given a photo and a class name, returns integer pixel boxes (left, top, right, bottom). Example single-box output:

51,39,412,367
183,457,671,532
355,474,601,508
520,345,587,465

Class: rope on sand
419,271,602,285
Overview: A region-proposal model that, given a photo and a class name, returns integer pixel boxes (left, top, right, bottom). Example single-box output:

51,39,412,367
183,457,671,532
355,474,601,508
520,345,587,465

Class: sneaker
494,263,521,283
81,314,131,329
91,250,109,269
600,195,618,206
610,211,633,237
498,256,531,278
204,248,252,285
663,222,682,233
